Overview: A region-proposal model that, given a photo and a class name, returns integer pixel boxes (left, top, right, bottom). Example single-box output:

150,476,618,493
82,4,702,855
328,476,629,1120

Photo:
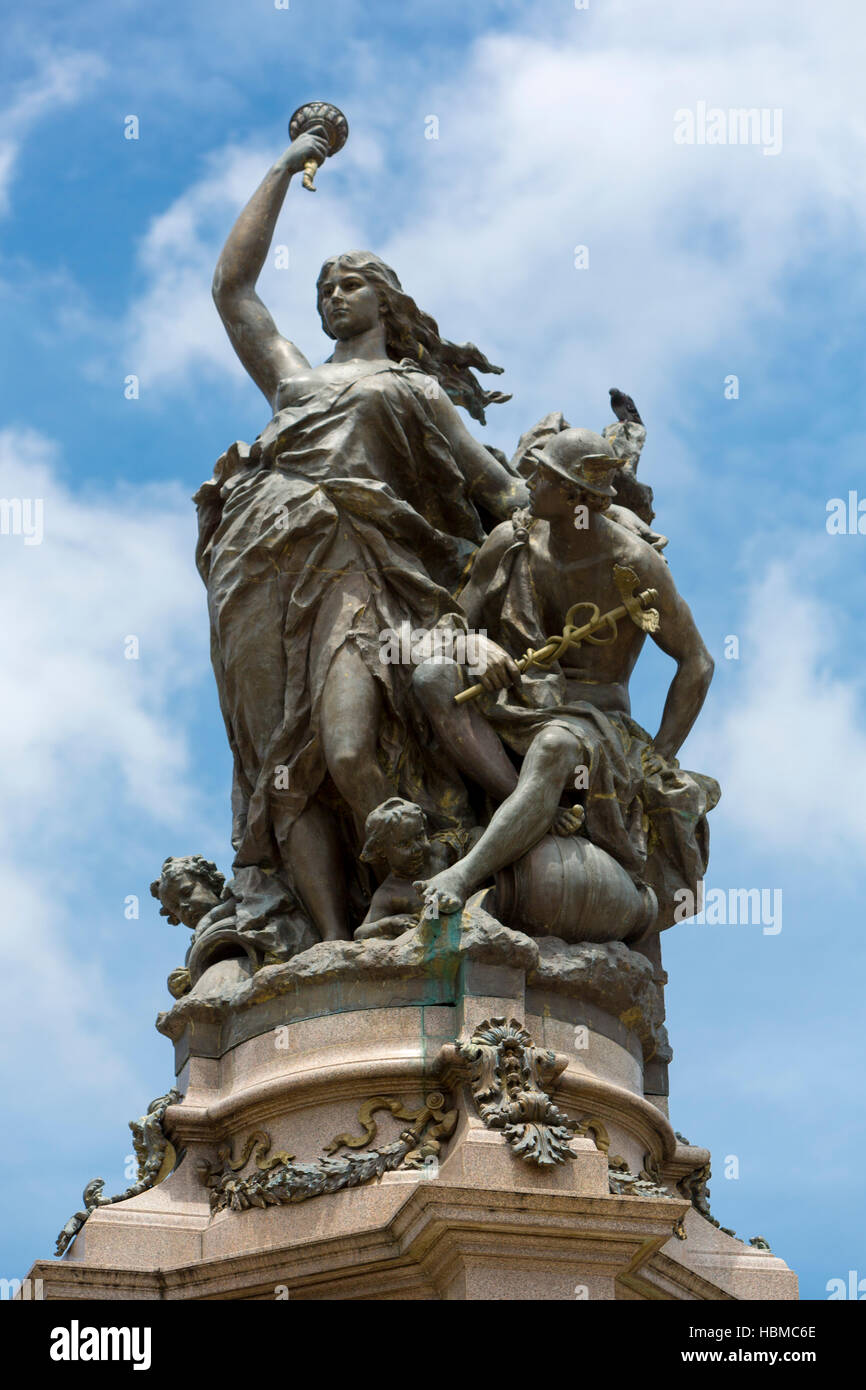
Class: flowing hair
316,251,510,424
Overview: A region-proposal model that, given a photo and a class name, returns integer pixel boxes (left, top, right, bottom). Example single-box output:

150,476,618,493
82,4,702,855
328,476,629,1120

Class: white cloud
689,555,866,864
115,2,866,479
0,427,214,1093
0,52,104,215
0,428,208,835
376,20,866,437
3,866,134,1102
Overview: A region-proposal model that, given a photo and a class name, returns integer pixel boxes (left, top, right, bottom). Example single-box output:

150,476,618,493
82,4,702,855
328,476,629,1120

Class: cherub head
360,798,432,879
150,855,225,929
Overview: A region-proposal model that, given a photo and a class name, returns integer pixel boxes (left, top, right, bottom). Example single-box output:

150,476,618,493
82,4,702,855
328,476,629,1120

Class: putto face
384,815,430,877
160,871,220,929
319,265,382,340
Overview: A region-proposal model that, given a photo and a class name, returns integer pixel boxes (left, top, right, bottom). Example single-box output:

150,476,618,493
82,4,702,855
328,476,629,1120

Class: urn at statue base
493,832,657,944
26,910,797,1301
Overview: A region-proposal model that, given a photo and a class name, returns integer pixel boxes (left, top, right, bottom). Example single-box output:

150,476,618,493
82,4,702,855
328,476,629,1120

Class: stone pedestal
27,912,797,1300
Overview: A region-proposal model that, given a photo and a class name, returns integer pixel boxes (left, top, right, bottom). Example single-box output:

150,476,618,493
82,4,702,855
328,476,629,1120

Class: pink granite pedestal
26,916,798,1300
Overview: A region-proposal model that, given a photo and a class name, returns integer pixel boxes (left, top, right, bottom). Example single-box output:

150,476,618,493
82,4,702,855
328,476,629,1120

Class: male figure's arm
644,552,715,762
459,522,513,626
458,523,524,693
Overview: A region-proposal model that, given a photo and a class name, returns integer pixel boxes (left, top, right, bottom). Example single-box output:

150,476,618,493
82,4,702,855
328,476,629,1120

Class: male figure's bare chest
527,531,620,635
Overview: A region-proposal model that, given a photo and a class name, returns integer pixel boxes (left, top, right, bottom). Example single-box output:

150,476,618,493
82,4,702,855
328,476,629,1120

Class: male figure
412,429,718,919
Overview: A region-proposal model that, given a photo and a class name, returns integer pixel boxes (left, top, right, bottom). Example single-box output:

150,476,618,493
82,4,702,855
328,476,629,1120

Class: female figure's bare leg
273,646,394,942
276,801,351,941
321,644,392,825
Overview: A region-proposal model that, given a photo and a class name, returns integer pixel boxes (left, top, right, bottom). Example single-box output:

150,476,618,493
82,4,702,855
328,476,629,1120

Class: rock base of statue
26,907,797,1301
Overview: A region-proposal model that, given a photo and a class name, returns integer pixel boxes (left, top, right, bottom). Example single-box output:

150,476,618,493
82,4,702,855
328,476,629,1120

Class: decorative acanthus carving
55,1088,180,1256
439,1017,576,1167
198,1091,456,1214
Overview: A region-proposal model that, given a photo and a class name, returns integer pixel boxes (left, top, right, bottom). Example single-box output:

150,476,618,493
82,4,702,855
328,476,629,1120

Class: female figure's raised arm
212,130,330,408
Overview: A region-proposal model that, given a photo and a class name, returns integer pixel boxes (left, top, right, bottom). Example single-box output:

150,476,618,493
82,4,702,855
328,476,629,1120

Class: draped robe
196,359,487,879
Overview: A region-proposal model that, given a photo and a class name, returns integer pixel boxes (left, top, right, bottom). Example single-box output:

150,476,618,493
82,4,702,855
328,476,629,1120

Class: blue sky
1,0,863,1299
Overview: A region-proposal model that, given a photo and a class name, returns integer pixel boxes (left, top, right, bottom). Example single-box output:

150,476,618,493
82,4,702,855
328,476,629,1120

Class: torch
288,102,349,191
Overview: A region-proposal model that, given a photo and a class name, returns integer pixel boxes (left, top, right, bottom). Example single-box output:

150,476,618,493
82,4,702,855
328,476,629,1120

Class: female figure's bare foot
553,805,585,836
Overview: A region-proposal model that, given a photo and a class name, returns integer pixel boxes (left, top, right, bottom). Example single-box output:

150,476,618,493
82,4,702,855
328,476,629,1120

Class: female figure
201,130,526,942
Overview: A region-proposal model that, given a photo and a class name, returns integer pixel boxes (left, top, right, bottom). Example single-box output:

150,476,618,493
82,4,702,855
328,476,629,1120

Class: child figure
150,854,227,930
150,854,233,997
355,798,453,941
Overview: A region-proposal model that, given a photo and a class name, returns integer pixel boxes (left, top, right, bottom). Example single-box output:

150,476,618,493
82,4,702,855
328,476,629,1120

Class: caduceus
455,565,660,704
288,101,350,191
